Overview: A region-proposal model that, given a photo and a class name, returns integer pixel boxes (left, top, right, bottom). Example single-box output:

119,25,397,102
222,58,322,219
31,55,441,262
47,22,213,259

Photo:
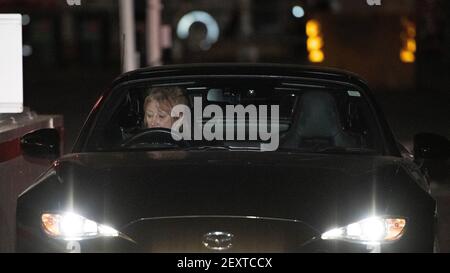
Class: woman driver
143,87,189,129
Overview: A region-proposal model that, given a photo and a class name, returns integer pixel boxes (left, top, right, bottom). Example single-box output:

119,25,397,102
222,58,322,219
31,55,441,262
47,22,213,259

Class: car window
85,78,383,154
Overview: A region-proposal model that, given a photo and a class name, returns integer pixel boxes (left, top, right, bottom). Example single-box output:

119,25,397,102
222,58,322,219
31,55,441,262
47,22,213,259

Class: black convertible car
16,64,450,253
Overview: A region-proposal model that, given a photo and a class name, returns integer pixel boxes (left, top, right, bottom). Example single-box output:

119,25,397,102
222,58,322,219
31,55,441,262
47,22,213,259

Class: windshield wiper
183,145,232,151
183,145,261,151
313,146,377,155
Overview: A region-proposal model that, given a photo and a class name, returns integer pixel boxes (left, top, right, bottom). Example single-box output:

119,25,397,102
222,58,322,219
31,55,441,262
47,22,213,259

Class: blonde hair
143,87,189,127
144,86,189,110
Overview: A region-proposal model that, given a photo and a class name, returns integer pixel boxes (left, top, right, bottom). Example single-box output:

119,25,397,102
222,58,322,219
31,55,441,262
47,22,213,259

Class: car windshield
85,77,384,154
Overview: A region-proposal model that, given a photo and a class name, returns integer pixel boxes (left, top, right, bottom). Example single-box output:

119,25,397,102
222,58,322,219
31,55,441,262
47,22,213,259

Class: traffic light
306,19,324,63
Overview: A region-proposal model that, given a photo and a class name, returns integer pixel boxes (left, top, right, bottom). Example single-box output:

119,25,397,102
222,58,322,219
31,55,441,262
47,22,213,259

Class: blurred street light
400,50,415,63
309,50,324,63
406,39,416,52
292,6,305,18
306,19,320,37
307,36,323,51
400,18,416,63
176,11,220,51
306,19,324,63
22,45,32,57
21,14,30,26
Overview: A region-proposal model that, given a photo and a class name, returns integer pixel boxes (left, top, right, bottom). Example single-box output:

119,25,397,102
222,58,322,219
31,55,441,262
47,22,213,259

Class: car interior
93,82,380,153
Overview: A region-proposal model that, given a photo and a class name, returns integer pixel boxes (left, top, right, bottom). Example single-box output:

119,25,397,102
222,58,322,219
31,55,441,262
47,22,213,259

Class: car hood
35,151,401,232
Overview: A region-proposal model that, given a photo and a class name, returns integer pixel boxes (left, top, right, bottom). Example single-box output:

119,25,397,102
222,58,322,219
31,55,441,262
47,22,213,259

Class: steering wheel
120,128,189,149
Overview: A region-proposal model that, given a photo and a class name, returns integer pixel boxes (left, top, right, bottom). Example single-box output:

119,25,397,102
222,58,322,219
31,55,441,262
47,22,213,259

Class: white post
146,0,162,66
119,0,138,72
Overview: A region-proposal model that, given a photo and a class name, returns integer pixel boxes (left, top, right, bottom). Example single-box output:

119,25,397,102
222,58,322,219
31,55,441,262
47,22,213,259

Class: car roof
112,63,369,89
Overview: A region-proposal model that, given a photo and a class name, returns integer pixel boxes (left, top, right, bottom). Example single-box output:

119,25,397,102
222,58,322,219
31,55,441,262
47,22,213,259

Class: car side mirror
21,128,61,160
414,133,450,161
414,133,450,183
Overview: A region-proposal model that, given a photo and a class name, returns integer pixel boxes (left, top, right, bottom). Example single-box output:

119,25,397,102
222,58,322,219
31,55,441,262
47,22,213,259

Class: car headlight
41,213,119,241
321,216,407,244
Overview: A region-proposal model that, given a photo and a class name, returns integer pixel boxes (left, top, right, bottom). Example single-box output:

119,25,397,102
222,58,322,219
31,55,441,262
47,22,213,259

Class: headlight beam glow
41,213,119,241
321,216,407,244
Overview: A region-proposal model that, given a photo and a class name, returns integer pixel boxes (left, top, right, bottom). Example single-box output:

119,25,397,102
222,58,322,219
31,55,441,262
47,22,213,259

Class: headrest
295,91,340,138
